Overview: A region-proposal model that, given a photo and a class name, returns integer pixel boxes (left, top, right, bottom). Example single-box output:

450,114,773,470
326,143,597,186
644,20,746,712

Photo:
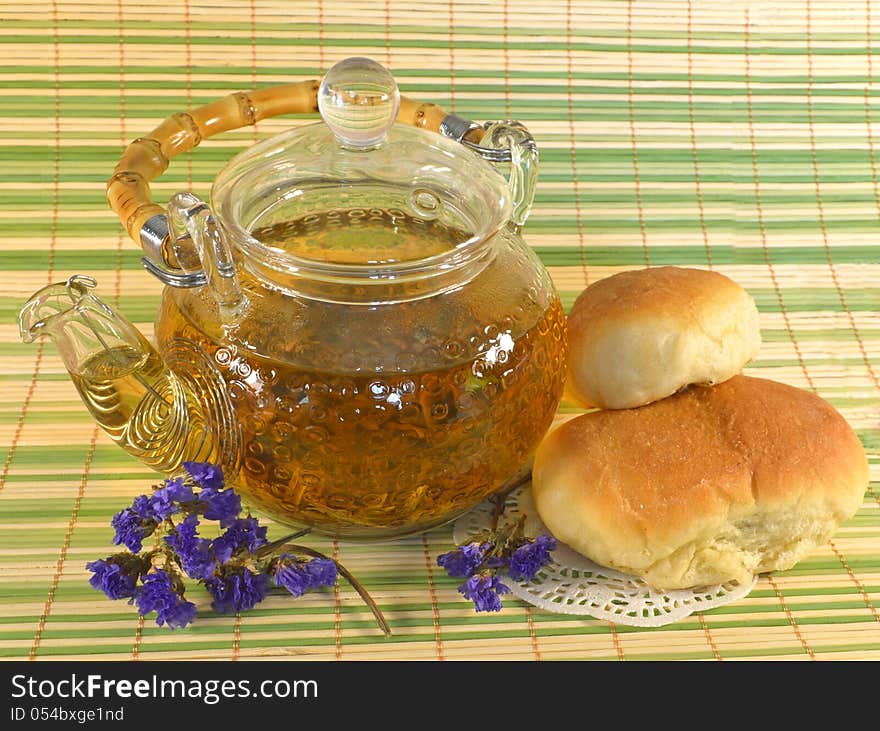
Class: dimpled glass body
155,215,567,539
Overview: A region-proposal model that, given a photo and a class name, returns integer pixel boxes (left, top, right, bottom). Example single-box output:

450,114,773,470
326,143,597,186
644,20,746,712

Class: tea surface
250,207,470,265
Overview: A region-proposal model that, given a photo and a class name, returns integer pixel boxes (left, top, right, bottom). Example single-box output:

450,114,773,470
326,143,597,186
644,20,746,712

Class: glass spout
19,276,240,476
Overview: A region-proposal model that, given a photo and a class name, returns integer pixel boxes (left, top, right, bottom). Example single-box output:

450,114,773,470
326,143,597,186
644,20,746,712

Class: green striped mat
0,0,878,661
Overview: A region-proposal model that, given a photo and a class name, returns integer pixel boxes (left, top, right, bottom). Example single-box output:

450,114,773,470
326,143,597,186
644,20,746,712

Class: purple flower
131,494,153,517
273,560,309,597
110,506,156,553
110,484,194,551
86,559,138,600
163,476,196,502
198,487,241,527
135,569,197,629
148,477,195,521
164,514,216,580
205,569,269,614
458,573,510,613
211,517,268,564
507,534,557,582
183,461,225,490
273,556,337,598
157,598,198,630
437,542,488,578
303,558,338,588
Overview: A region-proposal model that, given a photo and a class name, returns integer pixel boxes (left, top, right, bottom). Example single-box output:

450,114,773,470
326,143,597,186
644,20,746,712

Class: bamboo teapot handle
106,80,455,270
107,62,538,275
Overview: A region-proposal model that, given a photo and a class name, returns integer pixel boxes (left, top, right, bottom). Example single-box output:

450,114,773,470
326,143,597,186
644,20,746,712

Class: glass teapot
19,58,567,539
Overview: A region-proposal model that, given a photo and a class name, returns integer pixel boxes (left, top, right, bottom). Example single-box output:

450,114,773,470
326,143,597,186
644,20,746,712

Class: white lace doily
452,485,756,628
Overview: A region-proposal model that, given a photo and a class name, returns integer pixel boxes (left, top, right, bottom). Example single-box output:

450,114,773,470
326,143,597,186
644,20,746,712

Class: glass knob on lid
318,57,400,149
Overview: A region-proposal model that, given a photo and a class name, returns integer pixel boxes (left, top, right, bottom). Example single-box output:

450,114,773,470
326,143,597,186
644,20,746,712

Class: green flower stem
252,528,312,559
282,543,392,638
491,471,532,531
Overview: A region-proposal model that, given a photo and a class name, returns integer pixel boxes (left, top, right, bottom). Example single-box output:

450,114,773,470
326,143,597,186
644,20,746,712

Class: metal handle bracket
440,113,519,163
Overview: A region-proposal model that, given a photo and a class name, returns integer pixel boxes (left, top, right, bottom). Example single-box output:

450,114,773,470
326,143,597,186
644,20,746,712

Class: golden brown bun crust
532,376,869,589
566,267,761,409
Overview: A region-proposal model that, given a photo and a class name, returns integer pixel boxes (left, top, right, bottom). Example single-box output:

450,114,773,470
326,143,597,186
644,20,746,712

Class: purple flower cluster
110,498,158,554
436,526,557,613
199,488,241,528
86,558,138,600
164,514,215,579
148,478,195,520
273,555,338,598
109,471,218,552
182,461,224,490
508,534,557,582
459,574,510,613
86,557,196,629
437,542,489,578
88,461,341,630
135,569,198,629
205,569,270,614
212,517,267,563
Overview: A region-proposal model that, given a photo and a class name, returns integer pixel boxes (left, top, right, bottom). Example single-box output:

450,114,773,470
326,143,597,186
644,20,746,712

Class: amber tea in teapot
150,207,565,536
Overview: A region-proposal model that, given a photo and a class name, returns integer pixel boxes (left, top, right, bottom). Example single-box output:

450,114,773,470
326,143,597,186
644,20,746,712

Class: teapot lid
210,57,514,271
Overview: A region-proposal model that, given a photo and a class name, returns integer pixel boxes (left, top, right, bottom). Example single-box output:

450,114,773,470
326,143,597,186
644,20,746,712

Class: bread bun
532,376,868,589
566,267,761,409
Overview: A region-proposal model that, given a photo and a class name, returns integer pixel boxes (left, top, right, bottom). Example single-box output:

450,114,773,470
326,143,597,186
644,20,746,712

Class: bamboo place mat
0,0,878,662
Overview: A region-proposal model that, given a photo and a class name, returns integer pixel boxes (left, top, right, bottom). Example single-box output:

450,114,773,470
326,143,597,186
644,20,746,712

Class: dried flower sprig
87,462,390,636
436,485,557,613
